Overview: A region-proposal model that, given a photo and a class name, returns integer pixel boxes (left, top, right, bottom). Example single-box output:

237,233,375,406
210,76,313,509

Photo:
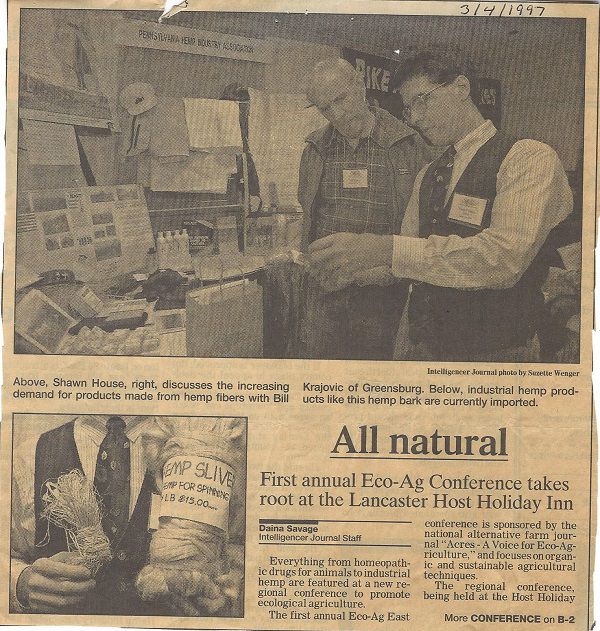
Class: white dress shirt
392,120,573,289
10,415,155,612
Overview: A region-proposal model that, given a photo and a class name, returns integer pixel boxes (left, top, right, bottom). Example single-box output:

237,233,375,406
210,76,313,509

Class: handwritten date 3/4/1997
460,3,546,16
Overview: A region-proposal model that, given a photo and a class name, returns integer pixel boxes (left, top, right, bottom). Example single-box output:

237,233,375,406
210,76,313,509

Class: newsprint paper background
1,1,598,630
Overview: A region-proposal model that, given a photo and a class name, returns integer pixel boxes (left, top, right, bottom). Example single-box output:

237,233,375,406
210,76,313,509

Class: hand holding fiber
17,551,96,613
40,470,112,576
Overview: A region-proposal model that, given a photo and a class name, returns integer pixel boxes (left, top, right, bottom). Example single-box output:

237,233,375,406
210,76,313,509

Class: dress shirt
10,415,155,612
392,120,573,289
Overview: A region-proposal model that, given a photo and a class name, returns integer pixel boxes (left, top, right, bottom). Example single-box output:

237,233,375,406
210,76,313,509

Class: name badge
343,168,368,188
447,193,488,228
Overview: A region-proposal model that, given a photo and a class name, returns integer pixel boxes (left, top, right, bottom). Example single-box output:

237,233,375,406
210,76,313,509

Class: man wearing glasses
298,58,430,359
307,52,573,362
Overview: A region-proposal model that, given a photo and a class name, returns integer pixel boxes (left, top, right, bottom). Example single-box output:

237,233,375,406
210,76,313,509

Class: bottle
156,232,166,269
175,230,185,269
165,231,174,267
183,230,194,271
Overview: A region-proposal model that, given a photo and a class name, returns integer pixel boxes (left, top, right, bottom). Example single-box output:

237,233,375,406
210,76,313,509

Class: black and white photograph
13,8,584,362
10,413,247,617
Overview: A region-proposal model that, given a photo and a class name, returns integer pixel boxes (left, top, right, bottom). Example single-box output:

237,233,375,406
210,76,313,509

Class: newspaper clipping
1,0,597,629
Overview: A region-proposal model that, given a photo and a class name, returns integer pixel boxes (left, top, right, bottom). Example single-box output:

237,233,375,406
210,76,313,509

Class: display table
14,253,302,358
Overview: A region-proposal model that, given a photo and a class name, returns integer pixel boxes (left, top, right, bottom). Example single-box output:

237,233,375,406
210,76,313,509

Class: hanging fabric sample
247,88,326,210
183,99,243,152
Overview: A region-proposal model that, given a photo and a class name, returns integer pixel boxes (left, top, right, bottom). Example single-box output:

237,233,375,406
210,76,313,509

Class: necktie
428,145,456,226
94,416,130,541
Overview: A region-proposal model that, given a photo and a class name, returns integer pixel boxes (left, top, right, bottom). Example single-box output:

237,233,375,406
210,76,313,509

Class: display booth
14,9,583,361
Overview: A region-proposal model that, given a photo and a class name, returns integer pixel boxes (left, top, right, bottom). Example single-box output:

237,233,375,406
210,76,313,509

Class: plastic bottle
165,231,174,267
179,229,192,271
156,232,166,269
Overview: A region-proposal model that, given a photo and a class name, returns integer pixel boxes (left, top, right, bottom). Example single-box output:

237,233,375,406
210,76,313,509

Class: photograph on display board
11,9,583,363
9,414,247,617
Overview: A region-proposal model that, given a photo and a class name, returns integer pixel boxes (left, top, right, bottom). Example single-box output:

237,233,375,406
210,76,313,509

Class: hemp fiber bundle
136,417,245,616
40,469,112,576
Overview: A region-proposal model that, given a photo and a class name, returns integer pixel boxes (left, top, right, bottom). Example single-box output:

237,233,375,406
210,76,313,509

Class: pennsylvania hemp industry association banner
0,0,597,630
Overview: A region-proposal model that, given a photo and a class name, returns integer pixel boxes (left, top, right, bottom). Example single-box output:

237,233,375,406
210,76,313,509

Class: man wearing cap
298,58,430,360
307,52,573,362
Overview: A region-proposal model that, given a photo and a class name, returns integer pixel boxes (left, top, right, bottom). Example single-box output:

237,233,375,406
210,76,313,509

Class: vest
409,132,551,358
34,421,168,616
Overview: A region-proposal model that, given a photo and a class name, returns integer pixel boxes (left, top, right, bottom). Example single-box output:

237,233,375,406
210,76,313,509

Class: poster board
16,184,154,280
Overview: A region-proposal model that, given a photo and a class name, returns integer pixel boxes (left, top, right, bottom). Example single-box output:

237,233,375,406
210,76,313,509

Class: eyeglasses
401,82,450,122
